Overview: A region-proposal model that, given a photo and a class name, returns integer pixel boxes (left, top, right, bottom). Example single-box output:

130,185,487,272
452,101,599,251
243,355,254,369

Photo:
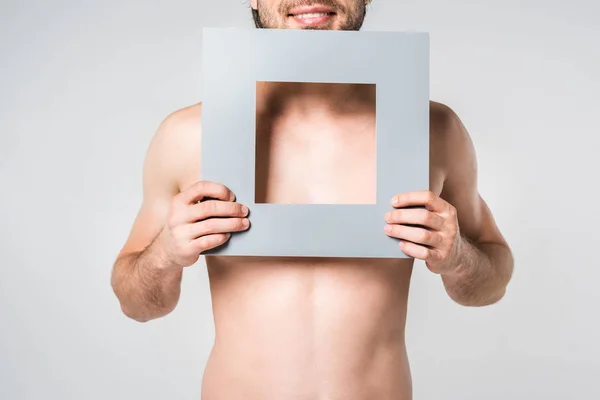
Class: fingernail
385,224,392,233
391,196,398,205
241,205,248,215
242,218,250,228
385,212,391,221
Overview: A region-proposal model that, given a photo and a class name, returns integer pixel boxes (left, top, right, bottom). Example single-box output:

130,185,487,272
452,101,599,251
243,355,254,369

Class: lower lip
290,13,335,27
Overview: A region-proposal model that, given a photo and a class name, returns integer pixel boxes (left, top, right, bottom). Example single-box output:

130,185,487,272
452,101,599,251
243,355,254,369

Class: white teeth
295,12,329,18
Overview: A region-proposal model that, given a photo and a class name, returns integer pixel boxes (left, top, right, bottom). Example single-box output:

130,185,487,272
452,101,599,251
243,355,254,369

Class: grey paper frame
201,28,429,258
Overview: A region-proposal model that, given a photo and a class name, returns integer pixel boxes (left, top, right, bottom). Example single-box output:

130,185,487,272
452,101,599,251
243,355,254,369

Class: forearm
111,239,184,322
441,236,514,307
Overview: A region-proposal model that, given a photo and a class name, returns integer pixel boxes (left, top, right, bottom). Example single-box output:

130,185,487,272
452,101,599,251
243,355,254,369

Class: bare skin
111,1,514,399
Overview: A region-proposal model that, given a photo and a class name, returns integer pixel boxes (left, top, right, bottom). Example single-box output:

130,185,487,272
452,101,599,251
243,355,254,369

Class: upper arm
433,103,507,246
117,103,202,257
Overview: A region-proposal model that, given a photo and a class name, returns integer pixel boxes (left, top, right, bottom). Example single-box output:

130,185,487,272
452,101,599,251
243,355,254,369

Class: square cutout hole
255,81,376,205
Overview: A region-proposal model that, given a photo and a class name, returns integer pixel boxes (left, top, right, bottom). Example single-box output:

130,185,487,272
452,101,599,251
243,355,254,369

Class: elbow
112,288,159,323
454,245,514,307
110,261,177,323
450,286,508,308
122,306,172,323
112,290,151,323
120,304,152,323
475,288,507,307
475,253,514,307
110,281,152,323
114,292,173,323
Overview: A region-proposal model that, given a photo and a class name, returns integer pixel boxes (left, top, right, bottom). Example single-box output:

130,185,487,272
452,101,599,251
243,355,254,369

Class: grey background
202,28,429,257
1,0,599,399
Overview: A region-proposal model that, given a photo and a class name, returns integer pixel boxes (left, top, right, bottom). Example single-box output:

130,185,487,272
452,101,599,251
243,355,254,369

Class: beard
252,0,367,31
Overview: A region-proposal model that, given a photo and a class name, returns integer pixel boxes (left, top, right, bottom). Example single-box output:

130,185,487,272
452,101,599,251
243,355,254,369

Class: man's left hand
384,190,462,274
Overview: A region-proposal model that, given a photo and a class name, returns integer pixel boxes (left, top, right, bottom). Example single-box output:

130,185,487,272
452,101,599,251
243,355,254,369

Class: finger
385,208,444,231
190,217,250,238
192,233,232,254
385,224,442,247
391,191,447,213
179,181,235,204
399,240,435,261
188,200,248,222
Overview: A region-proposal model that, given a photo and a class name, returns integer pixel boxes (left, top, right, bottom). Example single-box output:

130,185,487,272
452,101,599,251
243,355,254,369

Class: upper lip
288,5,335,16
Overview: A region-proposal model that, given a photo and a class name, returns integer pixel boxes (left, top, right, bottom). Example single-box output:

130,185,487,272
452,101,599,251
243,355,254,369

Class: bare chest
255,113,376,204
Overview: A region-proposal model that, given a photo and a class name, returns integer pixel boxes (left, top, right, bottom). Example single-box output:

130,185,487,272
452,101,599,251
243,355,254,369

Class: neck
256,81,376,117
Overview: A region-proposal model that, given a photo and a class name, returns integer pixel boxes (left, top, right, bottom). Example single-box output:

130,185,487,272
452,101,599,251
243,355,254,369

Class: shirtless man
110,1,514,399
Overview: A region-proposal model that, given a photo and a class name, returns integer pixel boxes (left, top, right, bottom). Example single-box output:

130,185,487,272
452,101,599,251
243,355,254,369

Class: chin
298,24,337,30
288,21,341,30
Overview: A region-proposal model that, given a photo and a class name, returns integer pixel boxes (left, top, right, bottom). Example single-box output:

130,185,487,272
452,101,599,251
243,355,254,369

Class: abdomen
202,256,414,400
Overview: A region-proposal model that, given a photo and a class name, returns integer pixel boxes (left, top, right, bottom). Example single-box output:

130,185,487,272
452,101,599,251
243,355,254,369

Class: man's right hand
156,181,250,268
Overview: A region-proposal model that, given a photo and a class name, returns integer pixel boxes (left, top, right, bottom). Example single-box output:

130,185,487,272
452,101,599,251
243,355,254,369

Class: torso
178,86,446,399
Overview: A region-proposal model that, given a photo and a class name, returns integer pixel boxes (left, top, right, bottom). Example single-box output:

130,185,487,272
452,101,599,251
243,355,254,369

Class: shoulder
429,100,474,153
157,102,203,139
429,100,477,185
429,100,464,139
144,102,203,192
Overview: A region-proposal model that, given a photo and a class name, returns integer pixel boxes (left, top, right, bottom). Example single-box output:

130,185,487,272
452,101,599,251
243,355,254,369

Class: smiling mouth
289,11,336,18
